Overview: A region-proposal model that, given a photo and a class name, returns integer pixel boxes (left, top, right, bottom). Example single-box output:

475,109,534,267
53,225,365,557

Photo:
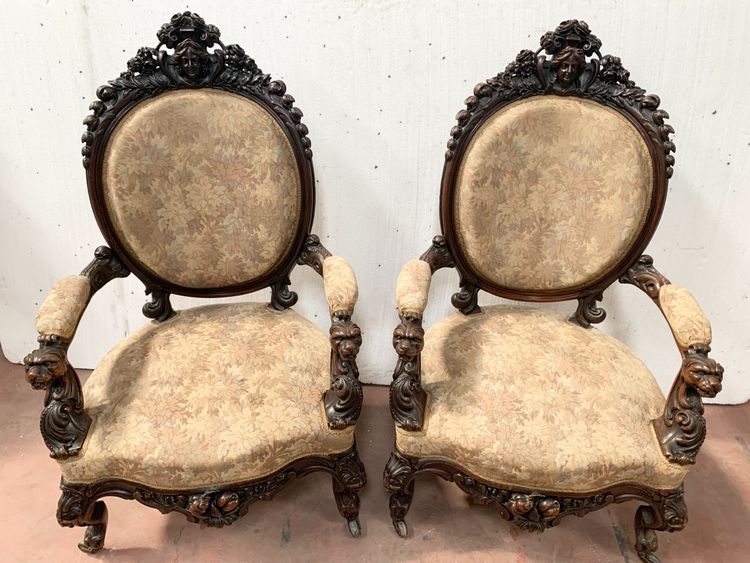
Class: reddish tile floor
1,353,748,562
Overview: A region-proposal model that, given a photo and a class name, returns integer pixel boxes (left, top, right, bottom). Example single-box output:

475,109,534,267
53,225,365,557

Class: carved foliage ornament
82,11,313,170
447,19,675,178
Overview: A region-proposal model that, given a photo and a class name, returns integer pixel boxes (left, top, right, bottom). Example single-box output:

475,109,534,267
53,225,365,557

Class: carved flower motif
600,55,631,85
224,44,259,74
126,47,159,76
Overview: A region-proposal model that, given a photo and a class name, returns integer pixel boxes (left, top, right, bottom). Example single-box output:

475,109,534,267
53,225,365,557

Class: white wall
1,0,748,404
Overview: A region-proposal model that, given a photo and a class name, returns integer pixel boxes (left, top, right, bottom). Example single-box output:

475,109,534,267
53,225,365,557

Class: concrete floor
1,353,749,563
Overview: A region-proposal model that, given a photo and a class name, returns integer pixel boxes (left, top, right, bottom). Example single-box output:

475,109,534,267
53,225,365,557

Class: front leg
23,335,90,459
325,313,363,429
390,315,427,431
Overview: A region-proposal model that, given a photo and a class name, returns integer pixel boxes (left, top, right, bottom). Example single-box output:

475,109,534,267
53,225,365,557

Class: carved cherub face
23,347,67,390
552,46,584,89
392,321,425,360
683,355,724,397
330,321,362,361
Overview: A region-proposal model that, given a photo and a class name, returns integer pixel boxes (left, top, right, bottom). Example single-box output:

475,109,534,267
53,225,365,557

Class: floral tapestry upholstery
659,284,712,348
323,256,358,314
35,275,91,340
102,89,302,289
59,302,353,489
396,305,687,492
453,96,654,292
396,259,432,316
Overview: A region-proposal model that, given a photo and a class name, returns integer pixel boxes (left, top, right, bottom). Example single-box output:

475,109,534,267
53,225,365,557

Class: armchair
23,12,366,553
383,20,723,563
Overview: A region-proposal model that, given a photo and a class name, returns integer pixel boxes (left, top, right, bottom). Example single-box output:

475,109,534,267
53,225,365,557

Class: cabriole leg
634,488,687,563
383,450,416,537
331,447,367,537
57,483,108,554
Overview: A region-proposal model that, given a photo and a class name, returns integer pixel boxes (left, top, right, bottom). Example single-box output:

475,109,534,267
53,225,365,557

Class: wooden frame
23,12,365,551
386,20,723,563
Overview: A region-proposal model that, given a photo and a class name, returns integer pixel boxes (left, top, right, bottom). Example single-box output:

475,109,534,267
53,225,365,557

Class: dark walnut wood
387,21,700,563
82,11,316,313
297,235,363,429
58,446,367,552
390,236,457,431
23,246,129,459
620,255,724,465
383,448,686,563
439,18,675,311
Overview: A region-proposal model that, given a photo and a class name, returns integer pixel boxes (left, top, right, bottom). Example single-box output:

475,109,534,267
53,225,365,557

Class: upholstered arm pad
658,284,712,349
322,256,358,315
35,275,91,340
396,259,432,316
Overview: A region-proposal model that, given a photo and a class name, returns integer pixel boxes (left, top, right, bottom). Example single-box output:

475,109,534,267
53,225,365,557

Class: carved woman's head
173,39,209,80
551,46,585,89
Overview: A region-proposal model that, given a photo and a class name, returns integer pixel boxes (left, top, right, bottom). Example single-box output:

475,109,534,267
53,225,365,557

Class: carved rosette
446,19,675,178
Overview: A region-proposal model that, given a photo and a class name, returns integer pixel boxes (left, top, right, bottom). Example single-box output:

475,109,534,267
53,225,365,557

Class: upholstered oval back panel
453,96,654,292
101,89,302,289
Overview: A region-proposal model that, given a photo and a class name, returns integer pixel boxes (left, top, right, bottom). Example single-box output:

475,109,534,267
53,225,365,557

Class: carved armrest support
390,236,456,431
298,235,363,429
23,246,129,459
619,255,724,464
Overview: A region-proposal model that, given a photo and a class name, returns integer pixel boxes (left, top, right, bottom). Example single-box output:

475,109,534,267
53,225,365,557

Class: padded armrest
396,260,432,317
322,256,358,315
658,284,712,349
35,275,91,340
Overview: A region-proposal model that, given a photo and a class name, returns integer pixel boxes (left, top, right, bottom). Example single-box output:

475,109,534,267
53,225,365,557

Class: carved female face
174,40,207,80
553,47,584,88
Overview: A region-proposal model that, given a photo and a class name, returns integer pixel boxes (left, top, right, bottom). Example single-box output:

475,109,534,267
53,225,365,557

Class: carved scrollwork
446,19,675,178
655,344,724,464
143,287,175,321
82,11,311,169
325,314,363,429
80,245,130,293
23,336,91,459
419,235,455,273
619,255,671,299
297,234,332,275
269,278,298,310
451,274,481,315
390,315,427,431
573,291,606,328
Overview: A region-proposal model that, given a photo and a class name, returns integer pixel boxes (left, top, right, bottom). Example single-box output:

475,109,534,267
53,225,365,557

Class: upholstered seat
60,303,354,489
395,305,687,492
384,21,724,561
24,13,367,550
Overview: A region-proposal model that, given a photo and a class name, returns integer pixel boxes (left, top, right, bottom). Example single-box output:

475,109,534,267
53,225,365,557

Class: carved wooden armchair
383,20,723,563
23,12,366,553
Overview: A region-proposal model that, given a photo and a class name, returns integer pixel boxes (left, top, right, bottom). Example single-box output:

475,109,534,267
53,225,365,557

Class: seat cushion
60,303,353,489
396,305,687,493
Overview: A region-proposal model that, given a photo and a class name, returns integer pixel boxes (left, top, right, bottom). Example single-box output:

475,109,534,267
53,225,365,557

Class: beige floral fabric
453,96,654,292
36,275,91,339
60,302,353,489
396,260,432,316
396,305,687,492
323,256,358,314
102,89,302,288
659,284,712,348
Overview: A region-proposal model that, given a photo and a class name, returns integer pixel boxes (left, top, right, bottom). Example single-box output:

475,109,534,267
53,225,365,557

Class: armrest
390,236,455,431
323,255,358,316
22,246,130,459
619,255,723,465
297,235,362,429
